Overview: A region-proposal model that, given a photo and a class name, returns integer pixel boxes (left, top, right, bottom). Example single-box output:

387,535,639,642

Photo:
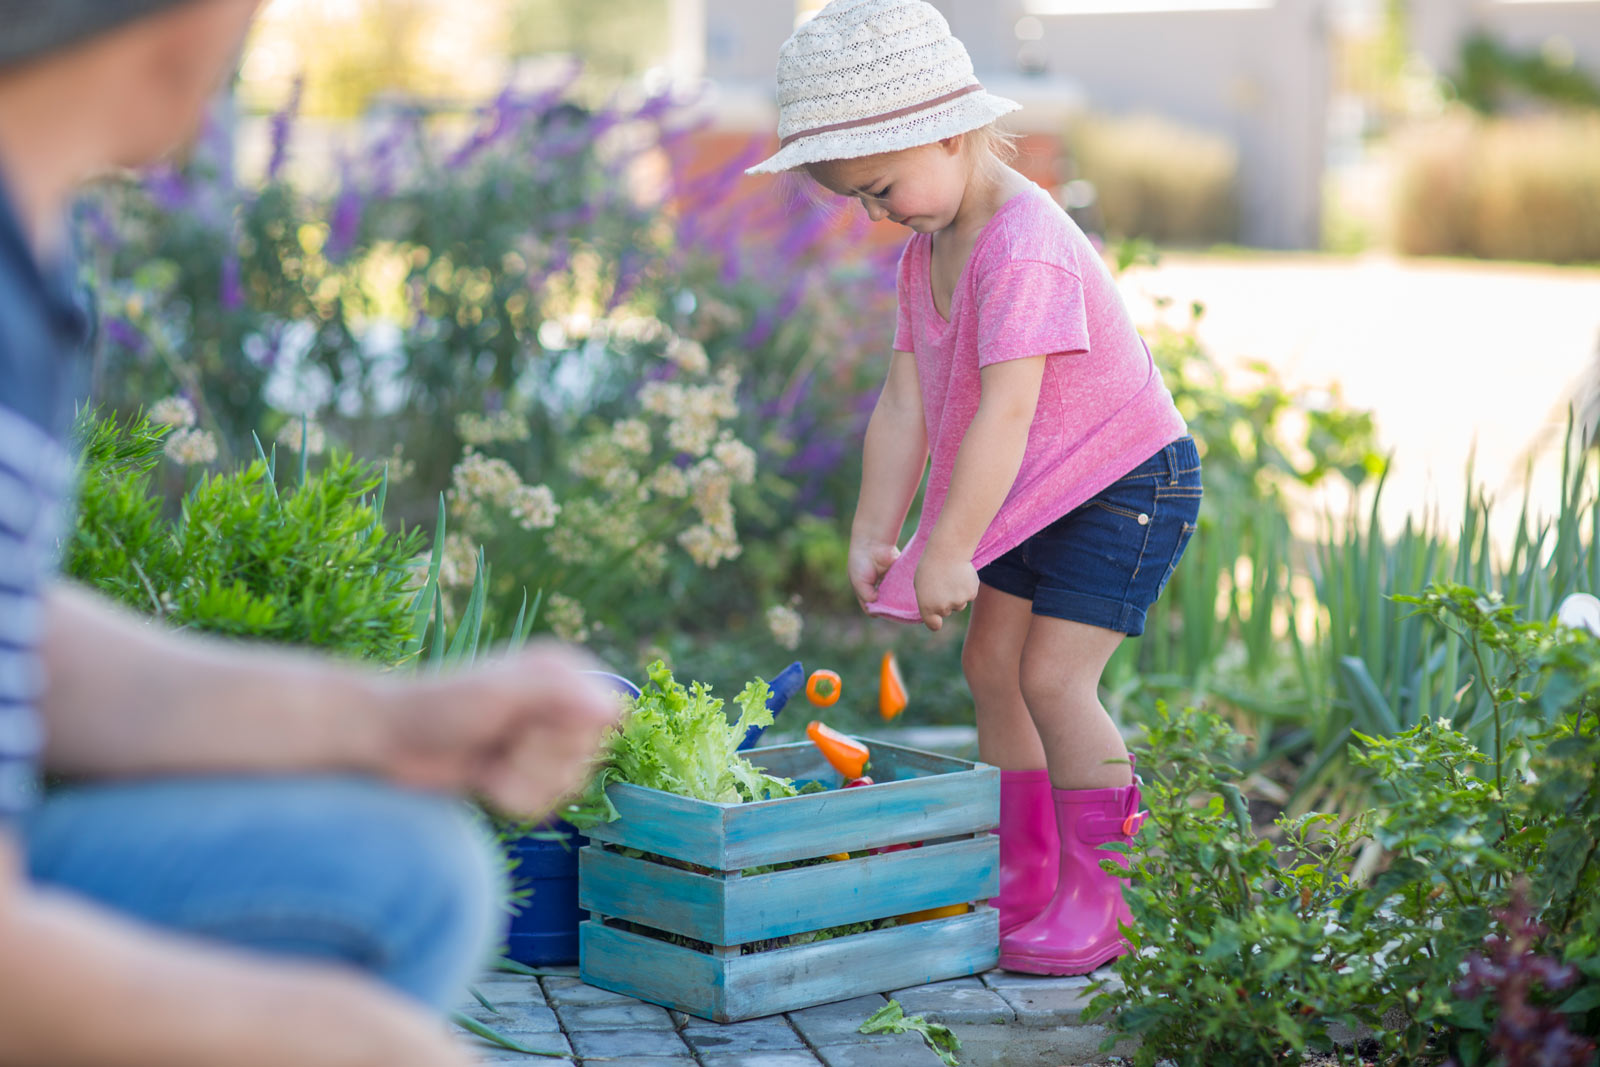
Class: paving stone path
457,965,1134,1067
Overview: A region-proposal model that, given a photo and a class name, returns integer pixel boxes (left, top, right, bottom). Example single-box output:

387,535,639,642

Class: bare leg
962,584,1046,770
1019,616,1130,790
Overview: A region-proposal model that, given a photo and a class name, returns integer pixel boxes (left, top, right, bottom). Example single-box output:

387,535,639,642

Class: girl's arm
849,349,929,605
915,355,1046,629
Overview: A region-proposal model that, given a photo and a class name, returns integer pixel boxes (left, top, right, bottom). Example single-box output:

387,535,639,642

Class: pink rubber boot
997,776,1146,975
992,769,1059,937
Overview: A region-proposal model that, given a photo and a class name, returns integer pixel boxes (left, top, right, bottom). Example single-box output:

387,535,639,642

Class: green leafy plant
67,409,424,663
1090,589,1600,1065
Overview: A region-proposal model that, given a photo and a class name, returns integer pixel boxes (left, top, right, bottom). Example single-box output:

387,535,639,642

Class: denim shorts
978,436,1202,636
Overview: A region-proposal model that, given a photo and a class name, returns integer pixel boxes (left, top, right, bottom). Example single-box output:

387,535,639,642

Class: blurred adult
0,3,620,1064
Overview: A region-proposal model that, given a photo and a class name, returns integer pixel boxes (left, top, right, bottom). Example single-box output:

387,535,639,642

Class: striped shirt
0,174,91,821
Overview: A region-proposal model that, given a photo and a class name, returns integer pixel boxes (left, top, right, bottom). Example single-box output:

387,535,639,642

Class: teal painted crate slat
577,738,1000,1021
581,740,1000,869
580,907,1000,1023
581,835,998,944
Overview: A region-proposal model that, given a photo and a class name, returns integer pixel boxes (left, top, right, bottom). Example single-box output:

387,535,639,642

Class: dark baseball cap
0,1,198,67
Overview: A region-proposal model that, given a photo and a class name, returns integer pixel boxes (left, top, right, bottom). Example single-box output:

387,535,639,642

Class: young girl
748,0,1202,976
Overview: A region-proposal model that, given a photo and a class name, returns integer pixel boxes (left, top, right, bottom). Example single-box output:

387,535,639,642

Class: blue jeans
19,776,504,1008
978,436,1203,636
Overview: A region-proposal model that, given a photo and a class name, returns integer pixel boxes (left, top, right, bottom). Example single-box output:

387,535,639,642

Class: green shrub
1392,112,1600,262
66,410,425,663
1066,114,1239,246
1090,587,1600,1065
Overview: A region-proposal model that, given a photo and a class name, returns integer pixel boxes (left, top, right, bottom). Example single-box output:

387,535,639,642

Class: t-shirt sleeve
975,259,1089,368
892,238,917,352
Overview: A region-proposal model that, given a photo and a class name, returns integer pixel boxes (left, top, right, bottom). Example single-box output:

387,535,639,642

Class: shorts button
1137,512,1150,525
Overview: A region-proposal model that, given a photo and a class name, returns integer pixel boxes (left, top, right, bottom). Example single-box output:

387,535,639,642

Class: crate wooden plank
724,836,997,943
579,780,726,866
578,908,1000,1022
579,920,725,1018
578,836,999,944
720,764,999,868
578,845,727,943
721,907,1000,1021
580,740,999,870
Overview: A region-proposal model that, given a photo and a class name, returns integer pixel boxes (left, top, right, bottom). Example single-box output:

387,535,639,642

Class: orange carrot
806,720,870,780
805,669,842,707
879,652,907,720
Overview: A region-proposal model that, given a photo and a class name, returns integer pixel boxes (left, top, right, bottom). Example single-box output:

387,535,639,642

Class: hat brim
745,91,1021,176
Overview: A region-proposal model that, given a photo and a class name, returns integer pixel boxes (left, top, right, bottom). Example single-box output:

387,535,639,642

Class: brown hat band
778,82,986,148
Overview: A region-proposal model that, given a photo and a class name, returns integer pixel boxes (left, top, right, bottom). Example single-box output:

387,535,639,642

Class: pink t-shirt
866,185,1188,623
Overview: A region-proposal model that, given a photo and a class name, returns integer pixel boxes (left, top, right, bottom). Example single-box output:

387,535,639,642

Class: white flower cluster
163,427,218,466
507,483,559,530
457,410,531,446
449,449,560,533
766,603,803,650
611,419,651,455
640,368,741,458
543,592,590,643
665,336,710,374
438,531,479,590
276,418,326,457
149,395,196,428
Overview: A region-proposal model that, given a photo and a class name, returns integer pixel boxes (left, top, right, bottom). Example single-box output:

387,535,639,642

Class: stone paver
544,975,644,1006
889,977,1015,1025
681,1017,806,1052
567,1027,693,1059
699,1055,825,1067
555,1001,677,1030
814,1041,953,1067
460,1000,562,1033
460,966,1139,1066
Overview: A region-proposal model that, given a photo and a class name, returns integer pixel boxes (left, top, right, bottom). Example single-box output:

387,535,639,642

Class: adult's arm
39,582,619,815
0,834,476,1067
914,355,1046,629
848,349,929,605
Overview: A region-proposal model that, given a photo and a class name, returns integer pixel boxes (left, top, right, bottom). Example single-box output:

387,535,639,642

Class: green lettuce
567,661,796,826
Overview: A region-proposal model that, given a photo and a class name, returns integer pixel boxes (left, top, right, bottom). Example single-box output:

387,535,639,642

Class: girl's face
807,138,969,234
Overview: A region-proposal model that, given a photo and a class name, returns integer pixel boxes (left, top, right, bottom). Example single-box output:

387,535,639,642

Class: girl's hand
914,545,979,632
848,539,902,607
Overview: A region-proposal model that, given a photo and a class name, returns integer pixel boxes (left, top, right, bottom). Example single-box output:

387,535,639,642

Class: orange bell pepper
806,720,870,780
805,669,842,707
879,652,907,720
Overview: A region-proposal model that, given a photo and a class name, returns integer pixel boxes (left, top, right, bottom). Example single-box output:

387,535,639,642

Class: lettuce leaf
566,661,796,827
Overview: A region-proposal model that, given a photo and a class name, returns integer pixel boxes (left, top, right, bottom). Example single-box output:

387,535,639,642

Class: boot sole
997,942,1125,976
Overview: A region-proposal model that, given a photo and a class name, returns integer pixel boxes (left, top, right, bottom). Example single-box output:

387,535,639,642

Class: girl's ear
939,134,965,156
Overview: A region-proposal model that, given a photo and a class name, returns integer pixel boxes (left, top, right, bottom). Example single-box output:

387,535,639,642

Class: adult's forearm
0,838,468,1067
39,583,388,779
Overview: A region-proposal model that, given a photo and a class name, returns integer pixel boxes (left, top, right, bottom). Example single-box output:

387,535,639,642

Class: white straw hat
746,0,1021,175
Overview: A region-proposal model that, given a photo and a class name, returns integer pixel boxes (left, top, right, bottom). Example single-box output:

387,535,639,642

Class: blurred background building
239,0,1600,256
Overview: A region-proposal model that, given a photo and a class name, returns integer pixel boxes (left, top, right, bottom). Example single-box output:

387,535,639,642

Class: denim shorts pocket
1160,520,1199,594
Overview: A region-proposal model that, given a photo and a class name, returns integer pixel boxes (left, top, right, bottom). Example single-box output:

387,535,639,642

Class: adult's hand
379,643,623,817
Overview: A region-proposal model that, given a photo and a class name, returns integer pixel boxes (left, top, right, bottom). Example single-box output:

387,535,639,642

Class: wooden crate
578,739,1000,1022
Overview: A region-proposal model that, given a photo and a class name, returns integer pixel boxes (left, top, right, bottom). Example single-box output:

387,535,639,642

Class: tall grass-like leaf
405,495,448,659
445,547,489,664
297,412,310,487
449,1013,566,1057
250,432,278,502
